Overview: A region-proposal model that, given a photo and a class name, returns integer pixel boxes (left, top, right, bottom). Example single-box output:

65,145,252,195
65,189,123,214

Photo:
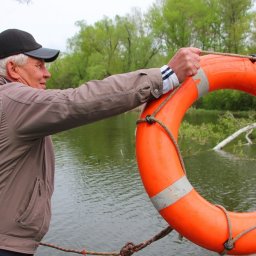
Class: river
36,111,256,256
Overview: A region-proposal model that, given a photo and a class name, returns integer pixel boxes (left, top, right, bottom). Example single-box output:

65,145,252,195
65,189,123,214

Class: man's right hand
168,47,201,83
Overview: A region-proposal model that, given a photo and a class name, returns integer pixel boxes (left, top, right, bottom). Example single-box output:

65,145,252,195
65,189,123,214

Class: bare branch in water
213,123,256,151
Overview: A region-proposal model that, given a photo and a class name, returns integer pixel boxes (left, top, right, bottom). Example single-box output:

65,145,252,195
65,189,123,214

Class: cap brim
25,47,60,62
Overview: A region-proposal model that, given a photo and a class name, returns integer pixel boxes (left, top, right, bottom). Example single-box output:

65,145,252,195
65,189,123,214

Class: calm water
36,111,256,256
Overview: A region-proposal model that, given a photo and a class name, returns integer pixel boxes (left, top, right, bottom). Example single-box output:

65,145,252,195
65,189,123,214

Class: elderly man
0,28,201,256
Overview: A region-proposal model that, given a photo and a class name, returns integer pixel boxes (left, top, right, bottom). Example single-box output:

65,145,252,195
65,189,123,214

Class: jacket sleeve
3,68,163,139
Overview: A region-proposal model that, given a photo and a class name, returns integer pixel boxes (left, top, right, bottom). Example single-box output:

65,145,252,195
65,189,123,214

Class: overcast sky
2,0,156,52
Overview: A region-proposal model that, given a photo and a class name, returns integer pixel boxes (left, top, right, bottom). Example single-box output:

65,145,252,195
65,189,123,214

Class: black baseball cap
0,29,60,62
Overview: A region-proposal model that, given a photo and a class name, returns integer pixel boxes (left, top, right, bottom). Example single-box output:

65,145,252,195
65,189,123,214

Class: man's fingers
167,47,202,82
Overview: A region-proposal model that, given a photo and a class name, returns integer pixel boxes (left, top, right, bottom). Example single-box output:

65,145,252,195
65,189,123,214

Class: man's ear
6,61,20,80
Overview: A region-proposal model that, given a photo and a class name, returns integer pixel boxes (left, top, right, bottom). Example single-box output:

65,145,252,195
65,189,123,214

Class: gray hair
0,54,28,77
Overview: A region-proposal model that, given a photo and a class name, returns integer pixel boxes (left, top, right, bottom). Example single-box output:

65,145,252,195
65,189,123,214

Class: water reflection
185,150,256,212
36,112,255,256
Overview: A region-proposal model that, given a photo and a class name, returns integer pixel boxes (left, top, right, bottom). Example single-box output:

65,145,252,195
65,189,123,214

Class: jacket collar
0,76,11,85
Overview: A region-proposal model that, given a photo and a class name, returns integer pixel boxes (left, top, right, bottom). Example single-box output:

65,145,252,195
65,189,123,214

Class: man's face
14,57,51,89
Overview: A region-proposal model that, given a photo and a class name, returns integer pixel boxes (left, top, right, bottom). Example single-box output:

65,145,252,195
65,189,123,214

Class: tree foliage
48,0,256,110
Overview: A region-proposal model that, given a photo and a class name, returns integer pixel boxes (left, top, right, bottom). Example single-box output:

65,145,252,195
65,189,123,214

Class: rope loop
217,204,256,255
119,242,137,256
223,240,234,251
145,115,156,124
119,226,173,256
250,54,256,63
81,249,87,255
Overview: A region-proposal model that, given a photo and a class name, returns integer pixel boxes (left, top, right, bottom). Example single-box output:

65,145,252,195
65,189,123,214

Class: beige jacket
0,68,163,254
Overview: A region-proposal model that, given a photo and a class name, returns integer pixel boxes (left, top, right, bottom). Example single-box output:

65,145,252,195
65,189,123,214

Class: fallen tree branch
245,129,253,145
213,123,256,151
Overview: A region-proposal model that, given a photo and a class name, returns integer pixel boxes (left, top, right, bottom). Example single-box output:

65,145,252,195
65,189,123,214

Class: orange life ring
136,55,256,255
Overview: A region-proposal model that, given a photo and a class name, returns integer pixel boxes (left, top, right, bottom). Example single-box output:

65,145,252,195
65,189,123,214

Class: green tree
218,0,254,53
71,18,122,78
114,9,163,70
147,0,224,56
47,52,88,89
247,12,256,53
147,0,254,53
47,0,256,111
49,9,163,87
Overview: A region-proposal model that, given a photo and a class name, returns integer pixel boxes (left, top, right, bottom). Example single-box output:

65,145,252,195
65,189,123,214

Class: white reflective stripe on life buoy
150,176,193,211
193,68,209,98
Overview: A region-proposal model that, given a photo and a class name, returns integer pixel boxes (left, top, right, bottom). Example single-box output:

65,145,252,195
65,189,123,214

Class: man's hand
168,47,201,83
